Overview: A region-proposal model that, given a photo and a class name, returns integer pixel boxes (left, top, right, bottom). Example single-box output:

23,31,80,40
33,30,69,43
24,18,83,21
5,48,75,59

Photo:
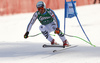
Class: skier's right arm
24,12,38,39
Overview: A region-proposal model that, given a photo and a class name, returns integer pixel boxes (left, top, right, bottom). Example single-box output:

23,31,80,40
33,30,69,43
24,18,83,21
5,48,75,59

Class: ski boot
51,39,59,45
63,40,70,48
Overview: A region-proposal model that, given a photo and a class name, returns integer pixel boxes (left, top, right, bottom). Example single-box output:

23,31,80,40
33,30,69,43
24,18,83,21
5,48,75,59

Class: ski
43,44,64,48
53,45,78,52
42,44,78,52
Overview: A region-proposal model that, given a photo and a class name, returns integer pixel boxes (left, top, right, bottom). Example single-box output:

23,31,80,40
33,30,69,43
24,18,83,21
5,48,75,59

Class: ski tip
42,44,46,48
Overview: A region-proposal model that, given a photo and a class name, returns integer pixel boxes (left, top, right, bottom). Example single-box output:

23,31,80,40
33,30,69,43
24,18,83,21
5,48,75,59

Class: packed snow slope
0,4,100,63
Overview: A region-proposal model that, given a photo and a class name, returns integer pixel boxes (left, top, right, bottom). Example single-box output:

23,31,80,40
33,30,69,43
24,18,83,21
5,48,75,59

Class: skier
24,1,70,47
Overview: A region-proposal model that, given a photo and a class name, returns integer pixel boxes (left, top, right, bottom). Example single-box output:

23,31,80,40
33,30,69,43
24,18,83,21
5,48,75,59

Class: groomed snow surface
0,4,100,63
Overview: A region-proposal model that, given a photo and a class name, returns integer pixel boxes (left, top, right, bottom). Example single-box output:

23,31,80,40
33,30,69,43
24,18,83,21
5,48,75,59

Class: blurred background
0,0,100,16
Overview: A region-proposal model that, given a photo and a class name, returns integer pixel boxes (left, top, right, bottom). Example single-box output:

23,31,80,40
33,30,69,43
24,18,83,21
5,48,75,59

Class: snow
0,4,100,63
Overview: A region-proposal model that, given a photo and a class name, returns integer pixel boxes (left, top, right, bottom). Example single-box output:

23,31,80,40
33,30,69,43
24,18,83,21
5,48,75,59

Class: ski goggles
37,7,44,11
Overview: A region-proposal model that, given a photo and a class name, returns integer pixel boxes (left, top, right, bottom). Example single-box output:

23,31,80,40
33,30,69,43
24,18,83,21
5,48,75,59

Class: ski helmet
36,1,46,9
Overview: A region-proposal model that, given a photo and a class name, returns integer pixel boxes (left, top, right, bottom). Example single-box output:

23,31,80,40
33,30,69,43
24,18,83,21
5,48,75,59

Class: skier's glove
24,32,29,39
54,28,60,34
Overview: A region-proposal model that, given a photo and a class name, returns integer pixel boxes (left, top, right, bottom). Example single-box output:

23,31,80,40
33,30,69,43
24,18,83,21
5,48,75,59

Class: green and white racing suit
26,8,67,42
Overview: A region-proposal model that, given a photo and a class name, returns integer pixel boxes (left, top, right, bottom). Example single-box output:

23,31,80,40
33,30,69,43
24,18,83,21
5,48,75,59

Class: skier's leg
57,30,66,42
39,25,53,42
49,22,69,46
39,25,58,45
57,30,70,46
49,22,66,42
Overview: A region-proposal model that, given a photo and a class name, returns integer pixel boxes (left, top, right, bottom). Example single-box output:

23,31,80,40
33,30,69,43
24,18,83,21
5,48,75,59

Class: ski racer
24,1,70,47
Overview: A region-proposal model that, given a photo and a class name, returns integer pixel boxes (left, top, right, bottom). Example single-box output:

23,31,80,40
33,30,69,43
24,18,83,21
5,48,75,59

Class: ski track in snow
0,4,100,63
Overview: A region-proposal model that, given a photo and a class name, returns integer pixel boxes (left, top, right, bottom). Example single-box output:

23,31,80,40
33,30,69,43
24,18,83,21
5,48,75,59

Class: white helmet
36,1,46,9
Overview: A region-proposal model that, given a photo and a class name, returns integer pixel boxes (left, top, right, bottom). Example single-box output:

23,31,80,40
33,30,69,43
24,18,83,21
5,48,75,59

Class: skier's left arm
49,9,60,28
49,9,60,34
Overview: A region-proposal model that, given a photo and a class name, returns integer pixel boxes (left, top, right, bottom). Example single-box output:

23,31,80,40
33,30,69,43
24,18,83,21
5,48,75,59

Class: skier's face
38,7,45,14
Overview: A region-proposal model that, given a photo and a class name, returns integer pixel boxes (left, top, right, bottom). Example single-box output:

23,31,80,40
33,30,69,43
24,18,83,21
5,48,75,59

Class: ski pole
65,34,96,47
62,33,96,47
28,33,55,37
28,32,96,47
28,33,42,37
